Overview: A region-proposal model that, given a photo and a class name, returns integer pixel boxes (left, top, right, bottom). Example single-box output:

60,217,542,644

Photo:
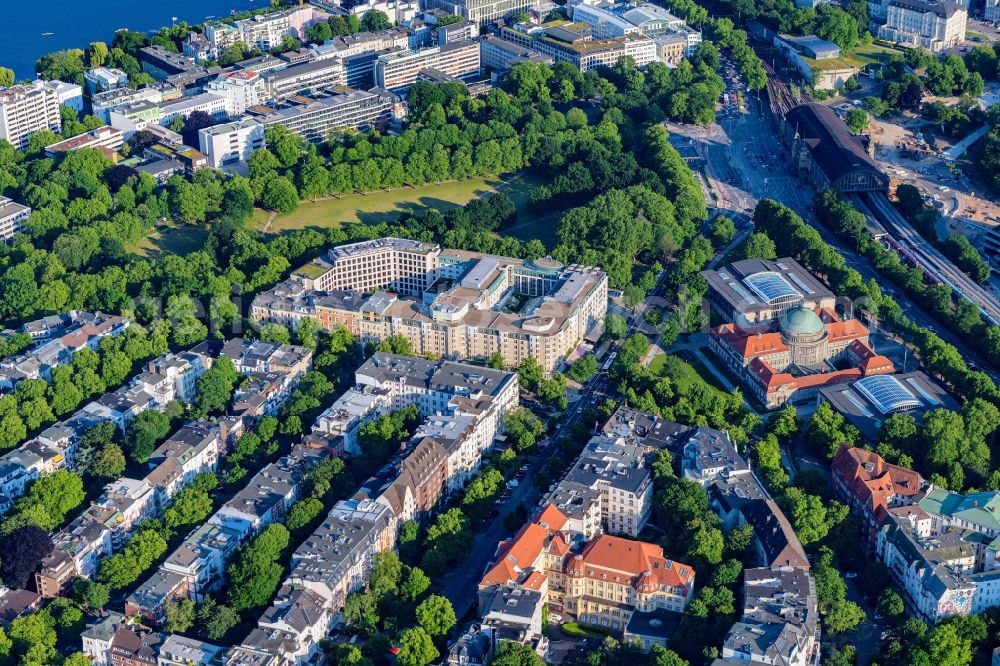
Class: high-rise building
198,118,266,169
374,40,482,93
0,81,61,150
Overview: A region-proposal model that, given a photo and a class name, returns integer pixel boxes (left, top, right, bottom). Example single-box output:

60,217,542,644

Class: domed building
709,306,895,409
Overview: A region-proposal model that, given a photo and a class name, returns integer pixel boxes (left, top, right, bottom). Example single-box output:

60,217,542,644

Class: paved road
670,99,1000,382
442,273,669,619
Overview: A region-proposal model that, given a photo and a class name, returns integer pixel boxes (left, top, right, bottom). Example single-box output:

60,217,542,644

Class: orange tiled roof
537,503,567,531
523,571,547,590
833,446,923,517
565,534,695,591
479,522,548,588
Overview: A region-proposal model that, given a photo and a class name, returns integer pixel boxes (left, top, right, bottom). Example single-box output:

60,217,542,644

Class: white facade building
878,0,966,52
0,81,61,150
199,118,266,168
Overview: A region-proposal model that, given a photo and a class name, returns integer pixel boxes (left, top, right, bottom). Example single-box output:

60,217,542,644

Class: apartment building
546,433,654,539
375,40,481,92
159,92,229,126
255,88,403,143
721,567,819,666
44,126,125,157
681,426,810,571
252,238,608,375
157,635,223,666
878,0,966,51
205,70,264,117
832,445,926,548
81,612,128,666
108,627,164,666
140,47,201,81
198,117,265,168
44,79,83,113
0,81,61,150
231,6,329,52
0,197,31,243
126,444,325,624
0,311,129,391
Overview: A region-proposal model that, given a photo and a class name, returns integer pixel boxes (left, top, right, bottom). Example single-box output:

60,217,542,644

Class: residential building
108,627,164,666
35,517,112,597
250,587,331,664
231,6,330,52
199,117,265,168
0,197,30,243
251,238,608,374
0,587,40,627
832,446,925,548
205,70,264,117
0,81,61,150
709,305,894,409
85,67,129,94
375,40,481,93
546,433,654,538
447,624,496,666
44,80,83,113
878,0,966,52
681,426,810,570
482,585,546,648
0,448,43,516
81,612,128,666
721,567,819,666
254,88,403,143
45,126,125,157
819,372,957,442
701,257,836,326
157,635,223,666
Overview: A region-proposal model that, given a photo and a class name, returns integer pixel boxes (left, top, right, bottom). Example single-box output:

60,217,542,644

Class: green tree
192,356,238,418
825,600,866,633
163,487,213,531
415,594,457,637
492,641,546,666
0,68,14,87
90,442,126,479
395,627,438,666
567,354,599,382
742,232,777,260
845,108,868,134
286,497,324,533
164,598,196,634
197,597,240,641
400,566,431,601
71,578,110,611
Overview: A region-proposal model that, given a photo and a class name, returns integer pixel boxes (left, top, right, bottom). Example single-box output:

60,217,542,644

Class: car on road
845,572,858,579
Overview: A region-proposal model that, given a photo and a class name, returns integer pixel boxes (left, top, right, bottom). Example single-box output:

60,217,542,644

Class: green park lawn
246,171,560,246
129,222,209,258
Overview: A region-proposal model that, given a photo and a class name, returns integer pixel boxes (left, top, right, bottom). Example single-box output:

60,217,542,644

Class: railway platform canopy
782,103,889,193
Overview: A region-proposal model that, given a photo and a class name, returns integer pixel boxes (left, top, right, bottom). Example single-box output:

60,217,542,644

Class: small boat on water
41,32,54,36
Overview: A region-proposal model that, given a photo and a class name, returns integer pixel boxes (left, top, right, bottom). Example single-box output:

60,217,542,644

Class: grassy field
246,171,561,246
129,223,208,258
650,352,730,395
844,43,904,69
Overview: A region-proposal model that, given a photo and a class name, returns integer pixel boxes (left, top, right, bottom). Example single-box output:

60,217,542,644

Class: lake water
0,0,261,80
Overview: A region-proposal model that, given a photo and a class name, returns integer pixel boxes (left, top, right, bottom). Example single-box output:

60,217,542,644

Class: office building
199,117,265,168
0,81,61,150
818,371,956,442
206,70,265,117
702,258,836,326
480,35,554,71
264,58,346,99
92,87,164,125
85,67,129,94
375,40,481,92
425,0,542,24
878,0,966,52
255,88,402,143
45,126,125,157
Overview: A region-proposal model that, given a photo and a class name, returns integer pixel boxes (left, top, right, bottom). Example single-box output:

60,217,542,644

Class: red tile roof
832,446,923,518
564,534,695,592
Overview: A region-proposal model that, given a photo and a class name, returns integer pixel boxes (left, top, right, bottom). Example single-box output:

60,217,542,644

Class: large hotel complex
252,238,608,373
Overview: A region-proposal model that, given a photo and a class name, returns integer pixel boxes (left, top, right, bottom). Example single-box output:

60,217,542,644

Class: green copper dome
780,306,824,336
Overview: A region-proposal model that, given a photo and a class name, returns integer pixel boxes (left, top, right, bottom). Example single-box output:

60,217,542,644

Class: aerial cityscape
2,0,1000,664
